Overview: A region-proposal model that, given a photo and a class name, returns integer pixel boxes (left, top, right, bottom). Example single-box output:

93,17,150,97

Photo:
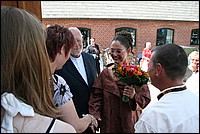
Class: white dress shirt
134,85,199,133
70,55,88,85
185,71,199,96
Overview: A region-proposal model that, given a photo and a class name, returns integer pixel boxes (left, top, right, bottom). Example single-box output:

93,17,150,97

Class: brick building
41,1,199,56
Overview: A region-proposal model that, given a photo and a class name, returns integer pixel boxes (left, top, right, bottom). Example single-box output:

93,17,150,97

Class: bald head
69,27,82,37
69,27,83,57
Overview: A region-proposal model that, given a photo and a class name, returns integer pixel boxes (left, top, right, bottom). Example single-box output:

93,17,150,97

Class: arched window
190,29,199,46
156,28,174,46
78,27,91,48
115,27,136,47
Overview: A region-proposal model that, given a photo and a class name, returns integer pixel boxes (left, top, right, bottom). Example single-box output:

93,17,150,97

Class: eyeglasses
191,59,199,62
109,49,126,54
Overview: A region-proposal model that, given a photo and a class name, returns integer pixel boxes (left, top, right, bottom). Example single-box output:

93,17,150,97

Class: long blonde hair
1,6,58,118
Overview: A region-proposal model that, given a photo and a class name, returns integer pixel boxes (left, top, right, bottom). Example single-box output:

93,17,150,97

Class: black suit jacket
55,52,97,117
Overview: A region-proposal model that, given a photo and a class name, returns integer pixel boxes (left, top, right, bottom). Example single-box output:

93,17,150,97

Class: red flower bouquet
112,62,149,102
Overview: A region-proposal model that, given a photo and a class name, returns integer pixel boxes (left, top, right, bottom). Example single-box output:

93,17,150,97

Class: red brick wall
42,18,199,56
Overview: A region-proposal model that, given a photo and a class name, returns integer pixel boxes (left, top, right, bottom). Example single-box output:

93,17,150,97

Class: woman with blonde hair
188,51,199,72
141,42,152,72
1,6,76,133
183,50,199,82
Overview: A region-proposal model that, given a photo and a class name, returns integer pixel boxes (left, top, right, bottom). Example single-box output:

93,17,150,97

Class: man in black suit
55,27,97,133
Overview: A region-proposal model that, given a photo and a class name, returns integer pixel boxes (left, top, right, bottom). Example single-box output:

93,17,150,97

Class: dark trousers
95,59,100,75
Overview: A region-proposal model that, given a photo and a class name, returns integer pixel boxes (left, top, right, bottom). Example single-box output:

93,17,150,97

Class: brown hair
1,6,58,118
112,30,134,55
46,24,76,62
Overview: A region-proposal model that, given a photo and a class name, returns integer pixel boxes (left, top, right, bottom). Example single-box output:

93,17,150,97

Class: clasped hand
116,80,136,99
123,85,136,99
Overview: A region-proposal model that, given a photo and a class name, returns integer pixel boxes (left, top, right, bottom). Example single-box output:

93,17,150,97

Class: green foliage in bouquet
112,62,149,102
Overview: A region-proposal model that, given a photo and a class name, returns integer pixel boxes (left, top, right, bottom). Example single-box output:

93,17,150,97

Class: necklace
157,86,187,100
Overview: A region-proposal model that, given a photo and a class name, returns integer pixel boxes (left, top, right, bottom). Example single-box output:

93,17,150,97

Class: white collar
70,54,83,61
161,85,186,93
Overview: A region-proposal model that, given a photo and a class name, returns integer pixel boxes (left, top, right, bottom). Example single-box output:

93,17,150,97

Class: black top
86,44,100,59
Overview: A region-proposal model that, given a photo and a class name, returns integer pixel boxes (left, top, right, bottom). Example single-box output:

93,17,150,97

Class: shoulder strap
46,118,56,133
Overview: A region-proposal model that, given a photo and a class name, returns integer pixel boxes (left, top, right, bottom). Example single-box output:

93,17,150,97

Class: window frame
190,29,199,46
156,28,174,46
78,27,91,48
115,27,136,47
